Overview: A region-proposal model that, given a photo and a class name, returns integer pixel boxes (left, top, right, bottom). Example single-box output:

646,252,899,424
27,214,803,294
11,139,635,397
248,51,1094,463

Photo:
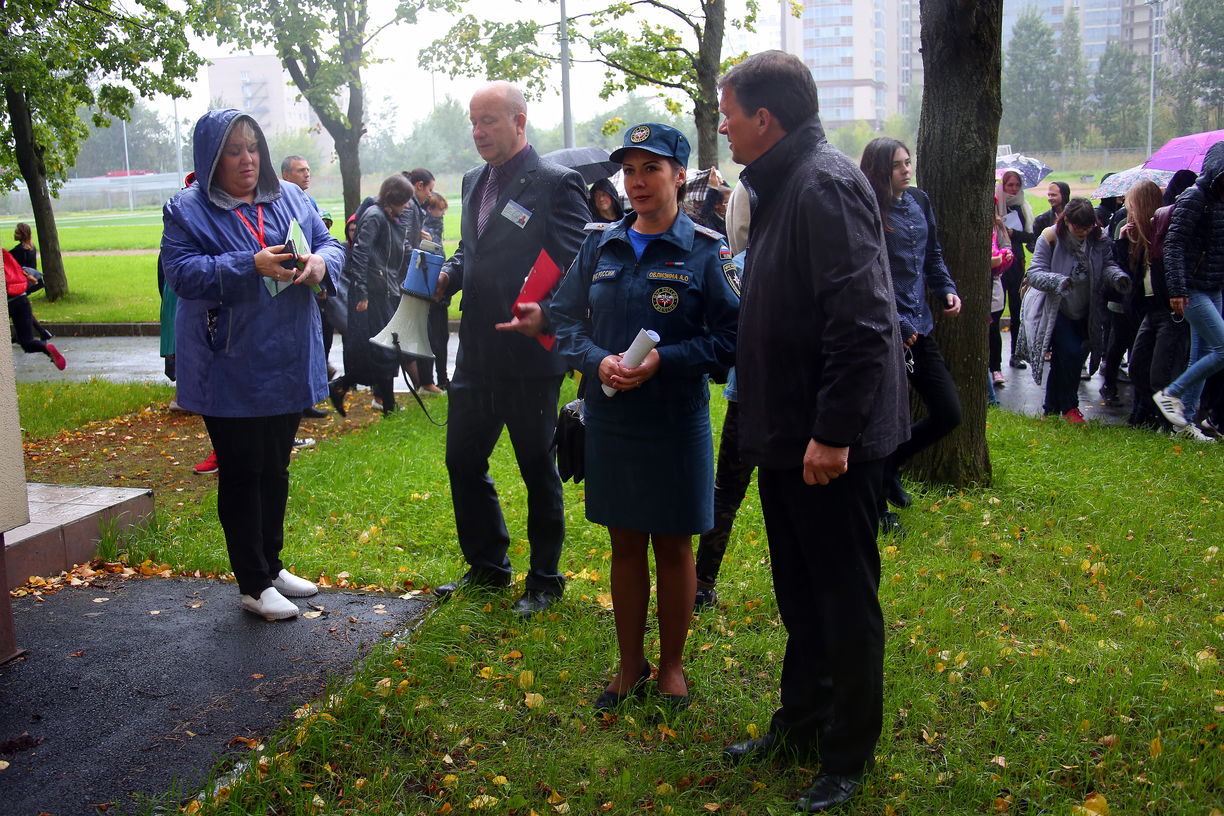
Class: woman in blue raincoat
161,109,346,620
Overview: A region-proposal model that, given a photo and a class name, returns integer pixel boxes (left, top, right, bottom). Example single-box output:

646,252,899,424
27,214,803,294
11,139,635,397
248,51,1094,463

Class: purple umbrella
1142,129,1224,173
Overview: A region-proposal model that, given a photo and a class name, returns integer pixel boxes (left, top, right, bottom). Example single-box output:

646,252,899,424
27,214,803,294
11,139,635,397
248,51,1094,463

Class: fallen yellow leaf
1149,735,1162,759
1070,792,1109,816
468,794,498,809
442,774,458,787
547,790,566,805
656,783,673,795
524,692,544,709
519,670,535,689
492,775,509,785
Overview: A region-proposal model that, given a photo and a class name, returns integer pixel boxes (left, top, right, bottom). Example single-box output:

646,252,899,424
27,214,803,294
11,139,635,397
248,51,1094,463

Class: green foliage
0,0,201,193
1001,8,1060,152
1166,0,1224,129
826,121,877,162
364,96,480,176
16,380,173,440
69,102,183,179
1092,43,1145,150
117,402,1223,815
189,0,457,215
1053,8,1088,147
423,0,761,168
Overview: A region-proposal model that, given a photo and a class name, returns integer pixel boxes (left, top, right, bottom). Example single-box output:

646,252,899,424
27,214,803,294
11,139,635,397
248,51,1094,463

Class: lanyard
234,205,266,248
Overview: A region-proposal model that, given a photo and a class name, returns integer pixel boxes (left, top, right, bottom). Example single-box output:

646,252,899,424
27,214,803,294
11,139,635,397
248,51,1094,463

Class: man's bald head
469,81,529,166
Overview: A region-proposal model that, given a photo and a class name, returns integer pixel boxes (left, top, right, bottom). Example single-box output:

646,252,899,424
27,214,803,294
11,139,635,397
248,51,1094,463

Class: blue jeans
1167,290,1224,423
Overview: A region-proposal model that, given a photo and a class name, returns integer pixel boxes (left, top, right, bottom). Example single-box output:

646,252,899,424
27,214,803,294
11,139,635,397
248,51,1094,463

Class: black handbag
553,396,585,484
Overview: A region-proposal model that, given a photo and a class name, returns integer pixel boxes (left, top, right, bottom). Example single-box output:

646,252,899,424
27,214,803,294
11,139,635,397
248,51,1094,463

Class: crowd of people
152,47,1222,813
1010,153,1224,442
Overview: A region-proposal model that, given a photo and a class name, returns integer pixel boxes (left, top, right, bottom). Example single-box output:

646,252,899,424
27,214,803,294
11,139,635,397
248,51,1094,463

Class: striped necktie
476,164,500,236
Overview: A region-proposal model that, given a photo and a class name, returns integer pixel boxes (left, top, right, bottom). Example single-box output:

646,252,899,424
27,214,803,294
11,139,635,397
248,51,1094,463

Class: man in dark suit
432,81,589,616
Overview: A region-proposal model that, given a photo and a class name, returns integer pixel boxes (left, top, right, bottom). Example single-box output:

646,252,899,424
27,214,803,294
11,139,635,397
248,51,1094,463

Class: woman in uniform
552,124,740,712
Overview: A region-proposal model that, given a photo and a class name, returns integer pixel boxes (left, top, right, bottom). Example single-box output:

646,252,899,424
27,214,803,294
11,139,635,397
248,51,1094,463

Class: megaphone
370,294,433,360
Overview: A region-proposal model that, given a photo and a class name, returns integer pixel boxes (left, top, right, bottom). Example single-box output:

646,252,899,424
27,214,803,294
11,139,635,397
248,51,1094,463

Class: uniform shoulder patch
584,221,613,231
692,223,725,241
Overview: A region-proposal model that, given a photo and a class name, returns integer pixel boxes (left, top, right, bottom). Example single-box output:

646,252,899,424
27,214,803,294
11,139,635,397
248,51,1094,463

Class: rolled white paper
603,329,660,397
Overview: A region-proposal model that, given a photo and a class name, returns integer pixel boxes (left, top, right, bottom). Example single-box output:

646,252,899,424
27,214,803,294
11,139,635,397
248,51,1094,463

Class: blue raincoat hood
192,108,282,210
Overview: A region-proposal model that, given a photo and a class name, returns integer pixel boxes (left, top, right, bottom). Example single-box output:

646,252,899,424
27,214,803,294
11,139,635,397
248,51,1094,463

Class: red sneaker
46,343,66,370
1063,407,1086,424
192,450,219,475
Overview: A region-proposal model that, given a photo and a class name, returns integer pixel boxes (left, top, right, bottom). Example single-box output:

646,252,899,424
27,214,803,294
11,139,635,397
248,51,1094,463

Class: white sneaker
293,437,315,449
1152,390,1188,428
241,587,300,619
272,568,319,597
1173,424,1216,443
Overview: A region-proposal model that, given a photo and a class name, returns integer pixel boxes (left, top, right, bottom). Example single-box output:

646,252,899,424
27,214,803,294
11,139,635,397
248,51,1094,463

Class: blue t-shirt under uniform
627,228,664,259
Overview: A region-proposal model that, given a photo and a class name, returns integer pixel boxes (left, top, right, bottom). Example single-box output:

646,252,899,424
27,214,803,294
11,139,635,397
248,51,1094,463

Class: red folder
512,249,564,350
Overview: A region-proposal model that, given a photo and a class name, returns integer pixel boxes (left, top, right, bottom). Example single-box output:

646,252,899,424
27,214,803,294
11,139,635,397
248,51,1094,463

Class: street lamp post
559,0,574,149
1146,0,1162,157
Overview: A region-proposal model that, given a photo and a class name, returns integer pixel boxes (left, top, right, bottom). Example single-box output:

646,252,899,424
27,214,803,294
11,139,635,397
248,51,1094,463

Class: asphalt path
10,333,1133,424
0,577,428,815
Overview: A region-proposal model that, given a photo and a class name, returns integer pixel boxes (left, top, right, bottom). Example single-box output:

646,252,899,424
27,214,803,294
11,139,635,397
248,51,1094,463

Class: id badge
501,199,532,228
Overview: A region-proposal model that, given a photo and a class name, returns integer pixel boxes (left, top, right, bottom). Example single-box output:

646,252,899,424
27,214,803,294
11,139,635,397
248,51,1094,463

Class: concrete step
4,483,153,590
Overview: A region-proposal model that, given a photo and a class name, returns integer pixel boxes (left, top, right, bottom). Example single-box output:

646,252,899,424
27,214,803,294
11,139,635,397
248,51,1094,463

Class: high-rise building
207,55,333,155
790,0,924,129
1001,0,1176,75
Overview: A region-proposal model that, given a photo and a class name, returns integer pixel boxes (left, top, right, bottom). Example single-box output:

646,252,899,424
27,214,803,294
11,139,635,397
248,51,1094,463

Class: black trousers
758,458,886,775
8,295,47,355
1101,306,1139,391
445,372,565,594
892,334,962,469
1128,298,1189,427
695,400,755,589
989,309,1005,372
202,413,301,597
1043,312,1090,415
418,302,450,388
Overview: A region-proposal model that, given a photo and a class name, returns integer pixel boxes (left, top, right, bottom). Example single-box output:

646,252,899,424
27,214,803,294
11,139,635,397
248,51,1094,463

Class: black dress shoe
795,772,862,812
879,511,904,537
511,589,559,617
302,405,330,419
327,378,347,417
433,572,510,601
693,586,718,612
594,660,652,712
1008,359,1027,370
723,731,781,762
886,470,912,508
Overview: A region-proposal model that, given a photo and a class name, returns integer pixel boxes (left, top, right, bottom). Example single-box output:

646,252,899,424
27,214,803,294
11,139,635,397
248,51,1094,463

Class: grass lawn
106,390,1222,816
30,254,160,322
16,380,173,440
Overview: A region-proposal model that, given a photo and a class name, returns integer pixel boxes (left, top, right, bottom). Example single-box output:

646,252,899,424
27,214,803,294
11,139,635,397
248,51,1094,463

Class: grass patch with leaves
16,379,173,441
116,398,1221,816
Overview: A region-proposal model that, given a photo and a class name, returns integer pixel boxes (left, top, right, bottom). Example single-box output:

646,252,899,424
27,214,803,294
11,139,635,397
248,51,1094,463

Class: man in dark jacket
716,51,909,813
432,82,590,616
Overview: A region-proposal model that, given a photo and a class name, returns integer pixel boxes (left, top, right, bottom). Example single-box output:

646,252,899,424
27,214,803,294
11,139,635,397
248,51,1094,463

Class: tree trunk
910,0,1003,487
5,85,68,302
335,131,362,219
693,0,725,170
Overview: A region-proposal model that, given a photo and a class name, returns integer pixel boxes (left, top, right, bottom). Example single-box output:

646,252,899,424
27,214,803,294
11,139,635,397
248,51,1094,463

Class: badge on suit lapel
501,199,532,229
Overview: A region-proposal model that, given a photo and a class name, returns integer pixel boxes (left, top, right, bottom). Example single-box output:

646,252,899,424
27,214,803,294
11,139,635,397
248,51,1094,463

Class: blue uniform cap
610,123,690,168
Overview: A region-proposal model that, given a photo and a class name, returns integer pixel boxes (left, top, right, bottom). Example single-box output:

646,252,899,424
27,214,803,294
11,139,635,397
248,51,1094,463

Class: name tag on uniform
501,199,532,228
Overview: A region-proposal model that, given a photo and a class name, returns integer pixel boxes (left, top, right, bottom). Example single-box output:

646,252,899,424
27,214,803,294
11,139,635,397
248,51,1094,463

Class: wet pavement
11,333,459,392
0,578,429,815
11,333,1134,424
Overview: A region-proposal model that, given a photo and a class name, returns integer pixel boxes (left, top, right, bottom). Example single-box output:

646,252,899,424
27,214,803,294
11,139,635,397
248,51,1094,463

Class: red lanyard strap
234,205,266,248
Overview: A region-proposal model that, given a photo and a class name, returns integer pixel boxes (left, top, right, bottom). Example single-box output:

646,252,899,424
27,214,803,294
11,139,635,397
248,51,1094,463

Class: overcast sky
154,0,772,134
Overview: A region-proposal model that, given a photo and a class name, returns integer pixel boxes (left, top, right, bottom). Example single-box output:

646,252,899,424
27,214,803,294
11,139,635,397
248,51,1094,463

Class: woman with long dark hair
1019,198,1131,422
859,137,961,519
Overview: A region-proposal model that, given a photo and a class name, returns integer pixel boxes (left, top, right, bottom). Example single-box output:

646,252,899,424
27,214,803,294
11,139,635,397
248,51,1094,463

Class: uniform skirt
582,380,714,536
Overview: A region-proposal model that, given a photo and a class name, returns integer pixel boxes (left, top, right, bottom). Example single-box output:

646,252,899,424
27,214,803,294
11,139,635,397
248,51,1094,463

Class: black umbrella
542,146,620,184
